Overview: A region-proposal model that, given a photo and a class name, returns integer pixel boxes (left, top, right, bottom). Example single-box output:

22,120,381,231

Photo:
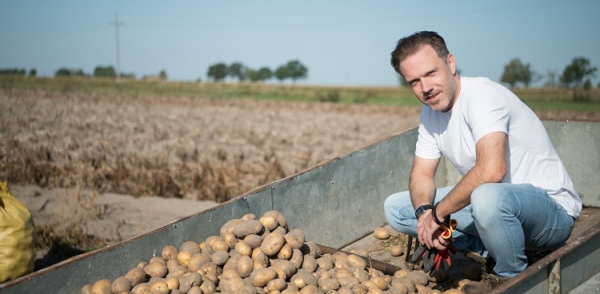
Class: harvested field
0,89,422,203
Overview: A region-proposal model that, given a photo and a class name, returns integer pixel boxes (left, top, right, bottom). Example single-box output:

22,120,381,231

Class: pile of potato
81,210,472,294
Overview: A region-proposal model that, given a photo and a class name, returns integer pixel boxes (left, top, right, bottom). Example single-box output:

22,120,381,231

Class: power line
110,14,124,82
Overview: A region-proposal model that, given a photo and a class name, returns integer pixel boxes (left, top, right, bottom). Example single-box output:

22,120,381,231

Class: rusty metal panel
271,129,418,248
543,121,600,207
560,227,600,292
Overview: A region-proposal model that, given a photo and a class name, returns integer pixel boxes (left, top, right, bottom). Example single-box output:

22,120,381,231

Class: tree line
500,56,597,89
207,60,308,83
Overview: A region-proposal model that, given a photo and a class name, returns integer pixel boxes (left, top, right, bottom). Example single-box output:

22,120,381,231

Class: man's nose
420,78,433,94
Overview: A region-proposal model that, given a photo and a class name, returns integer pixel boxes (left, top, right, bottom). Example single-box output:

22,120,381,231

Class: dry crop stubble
0,89,421,203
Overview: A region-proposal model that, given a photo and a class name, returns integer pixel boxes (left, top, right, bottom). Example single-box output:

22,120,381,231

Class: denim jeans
384,183,575,277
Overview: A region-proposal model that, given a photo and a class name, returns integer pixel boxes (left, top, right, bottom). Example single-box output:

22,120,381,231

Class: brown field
0,89,423,203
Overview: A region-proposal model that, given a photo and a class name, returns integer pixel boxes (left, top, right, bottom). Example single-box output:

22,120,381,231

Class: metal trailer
1,121,598,294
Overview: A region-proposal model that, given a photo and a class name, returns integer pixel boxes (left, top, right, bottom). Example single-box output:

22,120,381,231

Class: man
383,31,581,286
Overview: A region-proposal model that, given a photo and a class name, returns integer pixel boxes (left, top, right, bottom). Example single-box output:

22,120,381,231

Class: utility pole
110,14,124,82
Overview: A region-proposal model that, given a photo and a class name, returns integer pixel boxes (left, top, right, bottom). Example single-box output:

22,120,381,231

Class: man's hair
390,31,450,75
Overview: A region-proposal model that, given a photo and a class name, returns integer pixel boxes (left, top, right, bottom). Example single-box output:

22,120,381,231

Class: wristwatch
414,204,433,219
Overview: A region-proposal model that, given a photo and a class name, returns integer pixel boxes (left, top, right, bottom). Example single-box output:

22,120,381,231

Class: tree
544,70,557,88
159,69,167,80
228,62,245,82
93,66,116,77
55,68,72,77
244,68,259,82
285,60,308,83
207,63,228,82
559,57,597,89
257,67,272,82
28,68,36,77
500,58,538,88
275,65,288,82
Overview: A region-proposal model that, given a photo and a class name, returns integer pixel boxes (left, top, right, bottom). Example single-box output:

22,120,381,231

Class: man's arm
409,156,440,210
421,131,507,249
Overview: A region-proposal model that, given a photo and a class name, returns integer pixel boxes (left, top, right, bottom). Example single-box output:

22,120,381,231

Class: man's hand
416,209,449,250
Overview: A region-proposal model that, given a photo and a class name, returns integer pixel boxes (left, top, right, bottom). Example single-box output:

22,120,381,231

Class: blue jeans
384,183,575,277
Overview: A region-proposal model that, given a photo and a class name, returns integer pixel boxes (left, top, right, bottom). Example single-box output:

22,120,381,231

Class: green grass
1,76,599,112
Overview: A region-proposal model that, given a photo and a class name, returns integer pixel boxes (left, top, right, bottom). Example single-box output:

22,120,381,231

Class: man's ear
447,54,457,75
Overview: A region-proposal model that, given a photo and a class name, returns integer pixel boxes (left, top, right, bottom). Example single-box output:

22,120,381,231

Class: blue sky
1,0,598,87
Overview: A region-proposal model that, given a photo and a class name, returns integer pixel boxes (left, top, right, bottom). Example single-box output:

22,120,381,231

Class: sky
1,0,599,87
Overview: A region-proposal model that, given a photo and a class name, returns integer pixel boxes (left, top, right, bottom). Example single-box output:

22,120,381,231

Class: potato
350,248,368,257
444,289,465,294
219,271,245,293
316,257,334,271
90,279,111,294
319,278,341,291
265,278,287,292
253,251,269,270
290,269,317,287
180,241,201,255
387,284,409,294
187,286,202,294
130,283,151,294
199,241,213,255
393,269,410,279
160,245,178,261
210,249,230,266
373,228,390,240
223,254,241,272
260,232,285,256
277,243,293,260
270,259,297,278
178,272,202,293
125,267,146,286
148,276,165,285
235,241,253,256
150,256,166,264
263,210,287,229
199,279,216,294
338,276,360,288
177,250,192,267
299,284,320,294
81,284,92,294
211,239,230,252
199,262,221,277
337,286,354,294
347,254,367,269
271,226,287,235
370,277,388,290
351,284,368,294
220,219,243,236
390,245,403,257
164,276,179,290
283,229,305,250
301,255,318,273
239,284,259,294
149,281,169,294
234,220,265,238
249,268,278,287
166,261,189,279
300,242,320,259
406,270,428,286
259,216,279,231
145,261,168,278
223,232,239,249
237,255,254,278
290,248,304,269
187,253,212,272
111,277,132,293
242,213,257,221
244,234,263,249
416,284,431,294
137,261,148,269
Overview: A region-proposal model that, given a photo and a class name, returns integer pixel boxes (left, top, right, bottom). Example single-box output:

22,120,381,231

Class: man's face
399,45,458,112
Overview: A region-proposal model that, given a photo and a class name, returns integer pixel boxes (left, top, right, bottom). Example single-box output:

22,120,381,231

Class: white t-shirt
416,76,582,218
